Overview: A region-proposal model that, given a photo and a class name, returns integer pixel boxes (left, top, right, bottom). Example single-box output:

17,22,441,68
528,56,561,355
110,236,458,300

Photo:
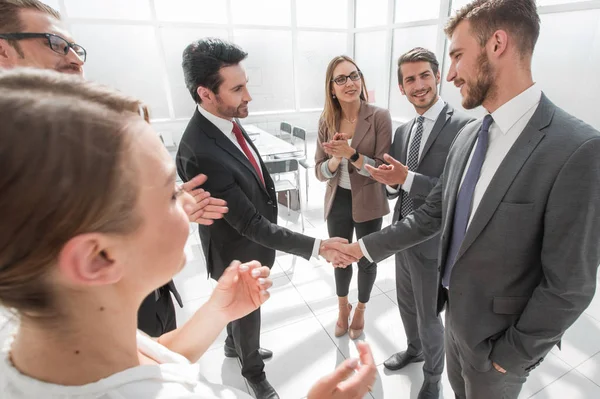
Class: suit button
267,200,273,205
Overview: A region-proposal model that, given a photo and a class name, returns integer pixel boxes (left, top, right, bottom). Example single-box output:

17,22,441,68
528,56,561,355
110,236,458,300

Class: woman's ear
57,234,123,287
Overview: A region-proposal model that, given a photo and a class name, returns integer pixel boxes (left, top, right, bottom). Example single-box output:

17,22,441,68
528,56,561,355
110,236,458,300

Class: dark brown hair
0,69,148,319
397,47,440,86
321,55,369,136
445,0,540,58
0,0,61,56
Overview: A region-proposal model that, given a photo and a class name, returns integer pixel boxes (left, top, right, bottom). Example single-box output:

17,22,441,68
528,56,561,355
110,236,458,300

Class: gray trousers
395,249,445,382
445,298,527,398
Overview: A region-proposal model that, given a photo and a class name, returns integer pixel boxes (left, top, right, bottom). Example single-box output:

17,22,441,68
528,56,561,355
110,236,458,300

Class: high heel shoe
349,304,366,340
334,303,352,337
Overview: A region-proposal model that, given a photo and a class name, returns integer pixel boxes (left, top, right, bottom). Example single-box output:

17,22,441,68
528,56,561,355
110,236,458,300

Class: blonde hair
0,69,150,319
320,55,368,137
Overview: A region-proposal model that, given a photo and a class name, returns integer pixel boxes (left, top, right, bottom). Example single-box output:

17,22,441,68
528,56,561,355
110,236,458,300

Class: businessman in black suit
176,38,354,399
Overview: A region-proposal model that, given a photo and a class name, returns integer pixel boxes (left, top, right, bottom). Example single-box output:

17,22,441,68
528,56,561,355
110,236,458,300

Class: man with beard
176,37,356,399
328,0,600,398
0,0,227,340
366,47,473,399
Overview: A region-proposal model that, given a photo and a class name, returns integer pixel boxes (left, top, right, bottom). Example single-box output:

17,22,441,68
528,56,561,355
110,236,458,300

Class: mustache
58,65,83,74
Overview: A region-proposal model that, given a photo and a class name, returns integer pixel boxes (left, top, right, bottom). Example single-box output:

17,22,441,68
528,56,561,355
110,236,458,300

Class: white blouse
0,330,252,399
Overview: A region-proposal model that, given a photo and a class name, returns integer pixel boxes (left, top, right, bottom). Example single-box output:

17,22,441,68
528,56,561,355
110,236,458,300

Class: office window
533,9,600,128
356,0,388,28
395,0,441,23
388,25,439,121
355,31,388,108
296,32,348,110
71,24,170,119
233,29,295,112
296,0,347,29
154,0,228,24
64,0,152,20
231,0,291,26
161,28,229,118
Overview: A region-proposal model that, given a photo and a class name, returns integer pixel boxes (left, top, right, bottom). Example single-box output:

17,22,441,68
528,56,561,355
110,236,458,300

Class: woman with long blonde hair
315,56,392,340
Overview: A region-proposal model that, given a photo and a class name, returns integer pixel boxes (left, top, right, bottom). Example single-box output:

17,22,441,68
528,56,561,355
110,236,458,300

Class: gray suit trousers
396,248,444,381
445,299,527,399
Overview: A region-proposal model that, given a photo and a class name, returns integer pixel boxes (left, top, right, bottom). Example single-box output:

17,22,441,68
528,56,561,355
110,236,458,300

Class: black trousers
137,286,177,337
327,187,383,303
225,308,264,383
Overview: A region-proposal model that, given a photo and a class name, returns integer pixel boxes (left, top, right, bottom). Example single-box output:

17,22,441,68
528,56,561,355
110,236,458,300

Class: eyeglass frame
0,32,87,62
331,70,362,86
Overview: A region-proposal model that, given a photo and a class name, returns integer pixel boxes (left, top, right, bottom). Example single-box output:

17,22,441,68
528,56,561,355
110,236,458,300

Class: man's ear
0,40,17,67
197,86,214,104
399,84,406,96
490,29,508,58
57,234,123,287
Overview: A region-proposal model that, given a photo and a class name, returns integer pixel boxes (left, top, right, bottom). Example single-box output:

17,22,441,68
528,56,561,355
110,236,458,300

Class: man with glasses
0,0,85,76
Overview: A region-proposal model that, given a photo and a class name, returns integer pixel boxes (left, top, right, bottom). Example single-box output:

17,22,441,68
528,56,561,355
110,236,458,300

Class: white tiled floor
1,136,600,398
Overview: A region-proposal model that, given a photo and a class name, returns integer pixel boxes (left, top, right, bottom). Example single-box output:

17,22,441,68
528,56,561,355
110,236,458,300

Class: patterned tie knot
417,115,425,125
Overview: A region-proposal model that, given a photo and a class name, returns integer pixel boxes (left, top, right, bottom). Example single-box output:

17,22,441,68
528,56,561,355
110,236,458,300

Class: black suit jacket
176,109,315,278
388,103,474,259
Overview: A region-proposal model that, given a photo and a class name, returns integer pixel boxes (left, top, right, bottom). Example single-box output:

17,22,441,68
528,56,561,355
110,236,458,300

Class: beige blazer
315,102,392,223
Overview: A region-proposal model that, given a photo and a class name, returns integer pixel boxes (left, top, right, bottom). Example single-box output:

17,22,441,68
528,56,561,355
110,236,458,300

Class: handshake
318,238,365,268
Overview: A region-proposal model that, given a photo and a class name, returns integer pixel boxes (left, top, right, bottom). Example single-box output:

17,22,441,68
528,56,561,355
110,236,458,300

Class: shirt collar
197,104,235,136
417,96,446,123
489,83,542,135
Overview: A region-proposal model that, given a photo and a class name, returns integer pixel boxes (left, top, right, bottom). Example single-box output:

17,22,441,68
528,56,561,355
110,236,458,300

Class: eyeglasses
0,32,87,62
331,70,362,86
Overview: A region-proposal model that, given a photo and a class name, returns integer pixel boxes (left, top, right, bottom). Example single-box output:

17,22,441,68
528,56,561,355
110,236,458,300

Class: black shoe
224,345,273,360
383,350,424,371
247,378,280,399
417,380,440,399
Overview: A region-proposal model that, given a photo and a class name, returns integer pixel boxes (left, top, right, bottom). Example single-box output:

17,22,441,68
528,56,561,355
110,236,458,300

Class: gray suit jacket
362,94,600,377
388,103,474,259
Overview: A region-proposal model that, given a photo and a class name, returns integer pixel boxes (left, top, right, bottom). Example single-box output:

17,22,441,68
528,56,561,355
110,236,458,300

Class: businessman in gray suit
367,47,473,399
330,0,600,398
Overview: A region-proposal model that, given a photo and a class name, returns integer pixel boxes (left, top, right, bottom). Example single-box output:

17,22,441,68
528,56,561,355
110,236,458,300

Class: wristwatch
349,150,360,163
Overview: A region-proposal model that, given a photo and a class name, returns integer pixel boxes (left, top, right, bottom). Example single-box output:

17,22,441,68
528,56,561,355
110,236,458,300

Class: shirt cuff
320,160,337,179
402,171,415,193
386,185,400,195
311,238,321,259
357,155,375,177
358,239,374,263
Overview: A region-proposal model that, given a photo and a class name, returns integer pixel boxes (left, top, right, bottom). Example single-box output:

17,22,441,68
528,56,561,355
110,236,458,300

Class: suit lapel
400,120,414,163
351,102,374,149
420,104,451,163
197,111,269,196
455,95,554,262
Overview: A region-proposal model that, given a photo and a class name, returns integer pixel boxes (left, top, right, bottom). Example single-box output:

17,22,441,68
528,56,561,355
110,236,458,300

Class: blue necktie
442,115,493,288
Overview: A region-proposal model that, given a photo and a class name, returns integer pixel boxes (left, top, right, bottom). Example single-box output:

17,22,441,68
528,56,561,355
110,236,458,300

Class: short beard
462,50,497,110
215,95,247,119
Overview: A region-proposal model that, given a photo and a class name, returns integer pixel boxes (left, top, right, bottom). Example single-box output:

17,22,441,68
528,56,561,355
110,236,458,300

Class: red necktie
232,122,265,186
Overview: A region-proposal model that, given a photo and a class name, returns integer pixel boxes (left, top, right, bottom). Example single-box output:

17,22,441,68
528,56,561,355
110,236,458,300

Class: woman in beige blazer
315,55,392,340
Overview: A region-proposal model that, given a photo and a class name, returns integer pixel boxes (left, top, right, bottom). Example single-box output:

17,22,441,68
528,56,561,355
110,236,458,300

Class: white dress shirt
197,106,321,259
387,97,447,194
360,84,542,262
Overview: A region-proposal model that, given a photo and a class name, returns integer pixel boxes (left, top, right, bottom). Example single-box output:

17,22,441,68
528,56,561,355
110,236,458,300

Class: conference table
243,124,302,160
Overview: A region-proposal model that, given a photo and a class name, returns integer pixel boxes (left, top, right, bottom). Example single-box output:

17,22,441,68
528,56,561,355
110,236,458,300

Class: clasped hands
322,133,355,160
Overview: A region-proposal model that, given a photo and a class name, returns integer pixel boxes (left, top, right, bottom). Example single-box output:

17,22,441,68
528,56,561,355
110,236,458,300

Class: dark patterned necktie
400,116,425,218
